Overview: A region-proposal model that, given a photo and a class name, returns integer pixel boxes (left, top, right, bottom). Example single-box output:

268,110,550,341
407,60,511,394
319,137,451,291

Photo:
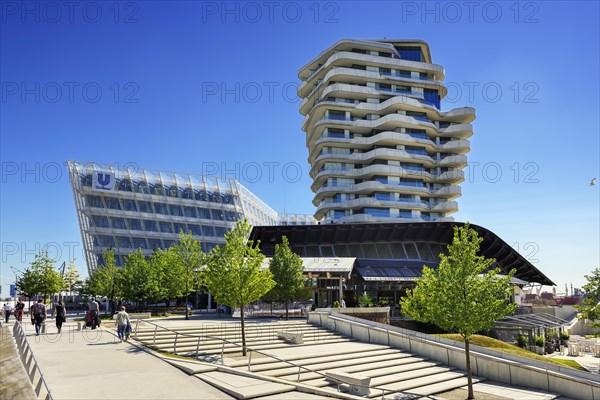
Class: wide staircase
132,319,486,399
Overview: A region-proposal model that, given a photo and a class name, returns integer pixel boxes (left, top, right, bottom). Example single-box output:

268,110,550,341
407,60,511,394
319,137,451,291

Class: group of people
3,298,130,340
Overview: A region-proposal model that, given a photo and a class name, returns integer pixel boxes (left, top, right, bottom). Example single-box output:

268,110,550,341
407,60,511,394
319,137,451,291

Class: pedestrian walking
87,298,100,329
3,303,12,323
115,306,130,342
31,299,47,336
14,300,24,322
54,301,66,333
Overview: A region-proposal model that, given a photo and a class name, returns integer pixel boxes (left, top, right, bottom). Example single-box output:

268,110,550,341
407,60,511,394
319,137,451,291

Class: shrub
516,334,527,348
358,292,373,307
332,300,341,308
535,336,545,347
560,332,570,341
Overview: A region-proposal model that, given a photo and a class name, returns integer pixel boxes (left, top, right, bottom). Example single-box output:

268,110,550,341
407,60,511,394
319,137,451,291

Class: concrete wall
308,311,600,400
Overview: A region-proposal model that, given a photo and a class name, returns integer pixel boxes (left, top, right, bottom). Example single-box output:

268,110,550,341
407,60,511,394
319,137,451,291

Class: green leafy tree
359,292,373,307
152,246,185,314
575,267,600,331
401,223,516,399
15,268,39,308
30,250,64,301
88,249,121,314
204,220,275,355
121,249,161,309
268,236,305,320
176,231,204,319
62,259,81,301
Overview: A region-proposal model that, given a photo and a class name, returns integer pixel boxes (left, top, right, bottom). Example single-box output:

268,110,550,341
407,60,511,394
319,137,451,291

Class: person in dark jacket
54,301,66,333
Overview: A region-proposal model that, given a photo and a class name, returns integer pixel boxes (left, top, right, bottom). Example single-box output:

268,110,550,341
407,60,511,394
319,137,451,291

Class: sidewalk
23,322,233,400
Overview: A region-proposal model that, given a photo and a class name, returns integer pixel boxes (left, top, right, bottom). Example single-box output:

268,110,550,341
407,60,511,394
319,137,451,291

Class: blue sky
1,1,598,296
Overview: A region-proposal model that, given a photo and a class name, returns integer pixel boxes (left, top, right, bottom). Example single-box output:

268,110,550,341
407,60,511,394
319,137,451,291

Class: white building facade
68,161,314,274
298,39,475,223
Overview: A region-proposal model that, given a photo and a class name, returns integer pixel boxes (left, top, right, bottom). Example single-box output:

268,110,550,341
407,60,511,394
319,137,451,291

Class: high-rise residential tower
298,39,475,223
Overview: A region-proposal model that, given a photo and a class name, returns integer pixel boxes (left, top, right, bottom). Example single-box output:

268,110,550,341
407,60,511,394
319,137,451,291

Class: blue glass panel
96,253,105,266
134,180,150,194
148,238,162,249
86,195,104,208
173,223,188,234
122,199,137,212
106,197,121,210
212,209,225,220
183,207,196,218
202,225,215,236
154,203,169,215
131,237,148,249
117,178,132,192
143,220,158,232
127,219,142,231
80,174,92,187
110,217,127,230
197,208,212,219
169,205,183,216
116,236,132,248
195,190,208,201
163,239,177,248
182,187,194,199
225,211,238,221
97,235,115,247
188,224,202,236
92,215,110,228
137,201,153,213
396,46,422,61
159,221,173,233
214,226,228,237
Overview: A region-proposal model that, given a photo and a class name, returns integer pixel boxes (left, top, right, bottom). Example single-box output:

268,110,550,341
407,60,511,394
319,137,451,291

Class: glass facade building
68,161,315,274
298,39,475,223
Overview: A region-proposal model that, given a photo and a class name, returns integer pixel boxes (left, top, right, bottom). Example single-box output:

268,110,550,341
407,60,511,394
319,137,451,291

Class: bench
112,312,151,320
325,371,371,396
276,331,304,344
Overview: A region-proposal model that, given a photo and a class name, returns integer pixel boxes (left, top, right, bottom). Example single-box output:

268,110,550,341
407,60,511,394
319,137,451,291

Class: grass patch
437,334,587,371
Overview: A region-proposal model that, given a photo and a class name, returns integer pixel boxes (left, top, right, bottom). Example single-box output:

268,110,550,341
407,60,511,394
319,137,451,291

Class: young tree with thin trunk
401,223,517,400
121,249,161,310
62,259,81,302
204,220,275,356
176,231,204,320
268,236,305,320
88,249,121,314
575,267,600,332
30,250,63,301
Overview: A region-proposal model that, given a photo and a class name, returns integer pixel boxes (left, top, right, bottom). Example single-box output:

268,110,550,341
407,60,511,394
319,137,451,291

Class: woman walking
115,306,130,342
54,301,66,333
14,300,24,322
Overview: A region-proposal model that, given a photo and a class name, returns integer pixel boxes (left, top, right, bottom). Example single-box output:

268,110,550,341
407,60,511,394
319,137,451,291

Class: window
134,180,150,194
197,208,212,219
105,197,121,210
143,220,158,232
159,221,173,233
137,201,153,213
121,199,137,212
97,235,114,247
183,206,196,218
148,238,162,250
116,236,132,249
127,219,142,231
154,203,169,215
86,195,104,208
169,205,183,216
214,226,228,238
163,240,177,248
131,237,148,249
225,211,238,221
173,223,188,234
182,187,194,199
202,225,215,236
92,215,110,228
117,179,132,192
187,224,202,236
404,243,419,259
110,217,127,230
211,209,225,220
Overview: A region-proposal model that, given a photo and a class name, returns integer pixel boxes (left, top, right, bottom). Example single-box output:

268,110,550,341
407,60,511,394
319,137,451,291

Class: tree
88,249,121,314
268,236,305,320
152,246,184,314
62,259,81,302
176,231,204,320
400,223,516,399
575,267,600,331
30,250,64,301
204,220,275,356
15,268,39,308
121,249,162,309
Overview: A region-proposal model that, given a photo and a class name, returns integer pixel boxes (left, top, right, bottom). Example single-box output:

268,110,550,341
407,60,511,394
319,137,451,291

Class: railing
12,322,53,400
133,319,409,400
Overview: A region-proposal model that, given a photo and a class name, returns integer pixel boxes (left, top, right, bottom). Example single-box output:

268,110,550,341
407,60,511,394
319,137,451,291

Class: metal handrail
133,319,404,399
12,322,54,400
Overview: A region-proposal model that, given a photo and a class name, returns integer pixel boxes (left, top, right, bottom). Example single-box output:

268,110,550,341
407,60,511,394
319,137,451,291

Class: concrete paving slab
25,325,232,399
467,381,559,399
0,325,36,400
162,358,219,374
255,390,338,399
196,371,295,399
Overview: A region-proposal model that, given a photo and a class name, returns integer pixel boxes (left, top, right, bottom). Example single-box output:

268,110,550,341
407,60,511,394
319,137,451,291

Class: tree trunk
240,305,247,356
285,300,289,320
465,336,474,399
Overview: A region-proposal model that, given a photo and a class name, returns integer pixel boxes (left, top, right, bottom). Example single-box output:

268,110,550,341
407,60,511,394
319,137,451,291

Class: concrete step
278,359,439,383
227,347,401,369
241,349,409,373
195,371,296,399
138,330,343,346
175,337,355,356
402,376,485,397
365,370,467,397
